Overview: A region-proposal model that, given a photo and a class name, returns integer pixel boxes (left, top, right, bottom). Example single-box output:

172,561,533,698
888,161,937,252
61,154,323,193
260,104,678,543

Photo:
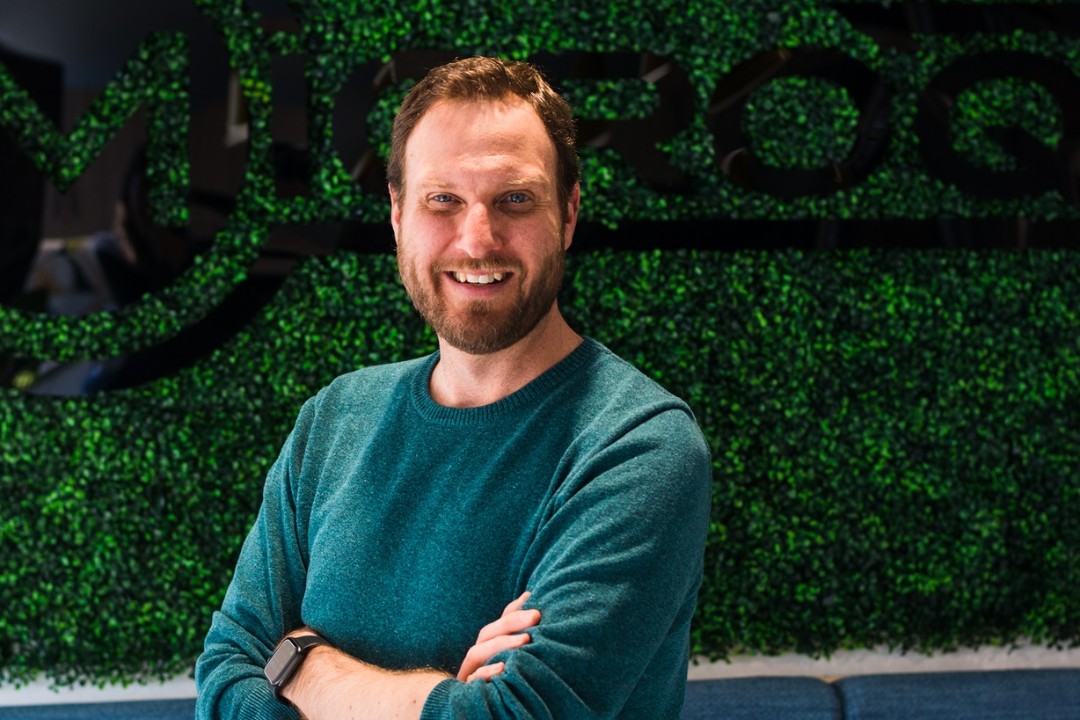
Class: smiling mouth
451,271,508,285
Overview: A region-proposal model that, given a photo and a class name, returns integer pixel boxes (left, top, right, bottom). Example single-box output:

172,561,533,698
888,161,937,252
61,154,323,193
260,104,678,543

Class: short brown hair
386,56,579,212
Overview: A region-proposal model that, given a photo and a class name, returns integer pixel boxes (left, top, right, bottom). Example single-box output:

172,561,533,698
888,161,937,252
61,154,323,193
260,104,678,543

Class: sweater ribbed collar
409,337,604,427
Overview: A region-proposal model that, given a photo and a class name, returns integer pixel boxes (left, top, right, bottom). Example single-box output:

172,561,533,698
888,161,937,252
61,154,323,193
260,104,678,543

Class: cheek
398,216,441,260
408,212,460,251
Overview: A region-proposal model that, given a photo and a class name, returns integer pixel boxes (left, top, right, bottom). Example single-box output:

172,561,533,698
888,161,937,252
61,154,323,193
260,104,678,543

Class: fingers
475,607,541,644
502,591,531,615
466,662,505,683
455,591,541,682
476,593,540,645
456,630,531,681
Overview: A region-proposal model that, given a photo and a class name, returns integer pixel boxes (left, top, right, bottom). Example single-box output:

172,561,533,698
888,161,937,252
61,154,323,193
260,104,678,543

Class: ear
562,183,581,251
389,184,402,242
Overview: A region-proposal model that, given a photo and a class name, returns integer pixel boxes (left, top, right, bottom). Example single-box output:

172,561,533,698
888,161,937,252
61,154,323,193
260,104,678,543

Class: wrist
265,631,329,702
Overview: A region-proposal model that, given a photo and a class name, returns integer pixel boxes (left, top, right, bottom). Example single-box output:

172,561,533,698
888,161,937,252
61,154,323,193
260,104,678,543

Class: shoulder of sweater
565,341,707,454
583,340,690,411
306,354,431,412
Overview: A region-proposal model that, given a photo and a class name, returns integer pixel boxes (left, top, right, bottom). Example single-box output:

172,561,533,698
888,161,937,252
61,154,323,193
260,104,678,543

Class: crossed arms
281,592,539,720
194,390,711,719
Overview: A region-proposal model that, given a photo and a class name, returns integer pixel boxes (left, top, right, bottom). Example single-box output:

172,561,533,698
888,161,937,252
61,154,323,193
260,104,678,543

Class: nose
457,203,499,258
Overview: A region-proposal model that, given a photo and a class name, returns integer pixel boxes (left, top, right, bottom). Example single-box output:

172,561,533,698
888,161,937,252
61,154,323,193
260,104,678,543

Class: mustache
430,258,525,274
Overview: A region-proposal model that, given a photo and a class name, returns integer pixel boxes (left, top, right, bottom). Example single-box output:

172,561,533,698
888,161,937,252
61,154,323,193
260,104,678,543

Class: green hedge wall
3,250,1080,685
1,0,1079,687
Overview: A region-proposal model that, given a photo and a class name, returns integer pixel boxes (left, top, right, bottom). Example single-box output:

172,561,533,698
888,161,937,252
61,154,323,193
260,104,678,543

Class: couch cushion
0,698,195,720
836,669,1080,720
681,677,842,720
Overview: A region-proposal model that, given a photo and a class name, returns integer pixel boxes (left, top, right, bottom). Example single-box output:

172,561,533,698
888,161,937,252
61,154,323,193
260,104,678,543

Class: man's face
390,97,579,355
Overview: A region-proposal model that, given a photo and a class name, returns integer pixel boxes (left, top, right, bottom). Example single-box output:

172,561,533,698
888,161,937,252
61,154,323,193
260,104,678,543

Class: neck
429,305,582,408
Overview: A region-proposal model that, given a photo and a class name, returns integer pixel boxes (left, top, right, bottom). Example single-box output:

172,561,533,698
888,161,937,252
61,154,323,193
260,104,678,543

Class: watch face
265,639,299,684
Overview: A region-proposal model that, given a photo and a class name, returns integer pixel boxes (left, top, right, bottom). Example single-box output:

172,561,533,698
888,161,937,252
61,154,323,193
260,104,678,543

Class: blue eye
505,192,529,204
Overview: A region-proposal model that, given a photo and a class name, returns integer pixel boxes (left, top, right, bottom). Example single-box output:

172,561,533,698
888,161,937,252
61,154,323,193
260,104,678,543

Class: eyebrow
417,176,547,191
504,176,546,187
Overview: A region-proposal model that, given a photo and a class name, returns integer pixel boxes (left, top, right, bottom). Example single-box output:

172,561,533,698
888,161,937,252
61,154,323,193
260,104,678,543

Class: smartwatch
264,632,329,699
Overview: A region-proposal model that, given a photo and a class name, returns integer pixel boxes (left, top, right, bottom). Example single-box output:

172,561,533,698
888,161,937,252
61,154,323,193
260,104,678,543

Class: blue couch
680,670,1080,720
0,698,195,719
0,670,1077,719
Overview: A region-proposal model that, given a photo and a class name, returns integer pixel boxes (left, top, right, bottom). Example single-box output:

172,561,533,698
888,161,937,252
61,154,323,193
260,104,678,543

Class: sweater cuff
229,675,300,720
419,677,458,720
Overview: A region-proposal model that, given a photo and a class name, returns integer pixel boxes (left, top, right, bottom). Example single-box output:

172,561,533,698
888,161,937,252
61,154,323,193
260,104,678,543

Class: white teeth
453,272,506,285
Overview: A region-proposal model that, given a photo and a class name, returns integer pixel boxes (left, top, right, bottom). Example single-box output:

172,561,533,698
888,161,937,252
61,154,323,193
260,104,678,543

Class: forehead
403,97,557,185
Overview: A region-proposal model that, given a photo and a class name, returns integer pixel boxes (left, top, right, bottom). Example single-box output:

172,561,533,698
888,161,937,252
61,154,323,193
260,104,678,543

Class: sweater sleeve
420,404,714,719
194,400,314,720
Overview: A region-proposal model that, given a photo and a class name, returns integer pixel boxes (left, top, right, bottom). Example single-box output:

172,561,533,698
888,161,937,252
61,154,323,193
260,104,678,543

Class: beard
397,239,566,356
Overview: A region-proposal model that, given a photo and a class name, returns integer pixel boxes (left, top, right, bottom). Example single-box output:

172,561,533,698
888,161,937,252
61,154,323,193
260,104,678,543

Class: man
195,56,712,719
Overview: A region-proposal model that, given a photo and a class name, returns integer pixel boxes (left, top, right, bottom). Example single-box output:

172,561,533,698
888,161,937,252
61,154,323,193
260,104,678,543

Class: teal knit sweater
196,338,712,719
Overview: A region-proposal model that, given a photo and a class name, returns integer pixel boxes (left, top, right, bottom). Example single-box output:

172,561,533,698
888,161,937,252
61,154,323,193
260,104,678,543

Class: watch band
264,631,329,699
288,633,327,653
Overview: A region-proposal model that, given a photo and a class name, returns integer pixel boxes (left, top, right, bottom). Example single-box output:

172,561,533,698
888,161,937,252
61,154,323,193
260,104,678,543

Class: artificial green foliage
1,0,1078,361
3,250,1080,687
584,250,1080,659
743,76,859,170
1,0,1079,688
951,78,1062,172
562,78,660,121
0,32,189,208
